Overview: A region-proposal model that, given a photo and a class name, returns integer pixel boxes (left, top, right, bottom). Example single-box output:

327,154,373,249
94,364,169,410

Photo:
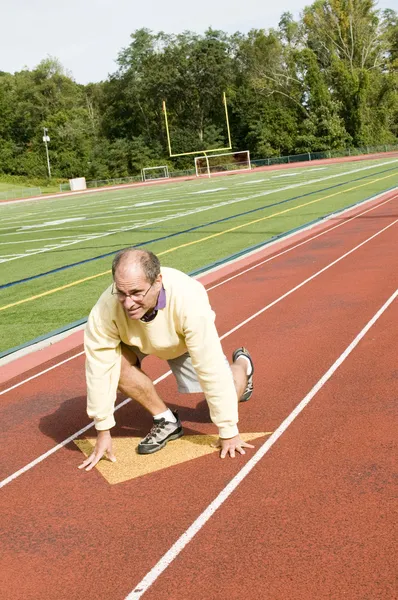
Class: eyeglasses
111,282,153,302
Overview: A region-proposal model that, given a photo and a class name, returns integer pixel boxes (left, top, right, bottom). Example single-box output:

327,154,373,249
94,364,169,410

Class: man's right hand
78,430,116,471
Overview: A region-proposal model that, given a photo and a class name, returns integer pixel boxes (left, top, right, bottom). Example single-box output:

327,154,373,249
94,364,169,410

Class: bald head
112,249,161,284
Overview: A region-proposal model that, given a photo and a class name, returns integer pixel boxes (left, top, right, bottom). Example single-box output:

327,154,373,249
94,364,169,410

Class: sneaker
137,410,183,455
232,347,254,402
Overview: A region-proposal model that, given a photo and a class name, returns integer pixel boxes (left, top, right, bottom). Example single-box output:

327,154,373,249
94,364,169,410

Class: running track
0,189,397,599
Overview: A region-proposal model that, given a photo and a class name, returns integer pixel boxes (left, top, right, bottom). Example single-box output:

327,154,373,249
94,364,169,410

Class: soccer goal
141,165,170,181
194,151,251,177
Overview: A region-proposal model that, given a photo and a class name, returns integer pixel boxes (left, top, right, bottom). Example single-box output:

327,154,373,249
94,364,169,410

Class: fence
59,175,142,192
0,186,42,202
2,143,397,199
251,144,398,168
76,143,398,191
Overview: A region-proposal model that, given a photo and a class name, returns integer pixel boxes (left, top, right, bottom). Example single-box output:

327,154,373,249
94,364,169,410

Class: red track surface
1,190,397,600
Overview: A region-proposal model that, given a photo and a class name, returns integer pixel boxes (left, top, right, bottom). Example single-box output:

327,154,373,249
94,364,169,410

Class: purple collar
140,286,166,322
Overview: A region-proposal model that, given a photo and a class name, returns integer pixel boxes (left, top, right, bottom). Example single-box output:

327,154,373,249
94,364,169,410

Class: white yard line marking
271,172,300,178
0,158,394,207
1,160,396,262
0,234,102,246
20,217,86,229
134,200,171,207
236,179,269,185
1,190,395,371
189,188,227,194
0,202,180,231
125,286,398,599
0,212,396,488
1,191,395,384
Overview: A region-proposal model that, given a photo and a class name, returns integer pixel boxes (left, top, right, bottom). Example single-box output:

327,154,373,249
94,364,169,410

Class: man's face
113,263,162,320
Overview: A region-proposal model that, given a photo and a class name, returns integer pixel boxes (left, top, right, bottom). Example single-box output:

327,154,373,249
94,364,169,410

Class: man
79,248,254,472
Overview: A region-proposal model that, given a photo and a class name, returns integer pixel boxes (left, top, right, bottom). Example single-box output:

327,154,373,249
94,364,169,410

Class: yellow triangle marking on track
75,432,272,485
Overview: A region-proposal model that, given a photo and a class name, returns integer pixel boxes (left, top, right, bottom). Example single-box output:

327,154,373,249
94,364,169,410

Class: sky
1,0,396,84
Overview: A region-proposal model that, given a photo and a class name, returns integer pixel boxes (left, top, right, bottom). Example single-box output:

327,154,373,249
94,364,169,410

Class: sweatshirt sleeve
180,286,239,439
84,301,122,431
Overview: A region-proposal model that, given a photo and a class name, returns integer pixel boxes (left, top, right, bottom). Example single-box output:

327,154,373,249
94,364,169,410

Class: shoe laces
143,419,166,443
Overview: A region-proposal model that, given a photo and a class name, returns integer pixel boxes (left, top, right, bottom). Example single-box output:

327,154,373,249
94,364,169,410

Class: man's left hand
212,435,255,458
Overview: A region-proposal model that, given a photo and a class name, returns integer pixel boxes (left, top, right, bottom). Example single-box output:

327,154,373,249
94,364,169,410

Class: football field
1,155,397,353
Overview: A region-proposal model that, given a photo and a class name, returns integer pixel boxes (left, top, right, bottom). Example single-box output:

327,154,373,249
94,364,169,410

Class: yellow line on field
0,171,396,312
159,172,397,256
0,271,112,311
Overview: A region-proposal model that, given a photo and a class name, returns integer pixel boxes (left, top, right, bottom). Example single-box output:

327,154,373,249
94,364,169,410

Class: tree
303,0,396,145
0,7,396,181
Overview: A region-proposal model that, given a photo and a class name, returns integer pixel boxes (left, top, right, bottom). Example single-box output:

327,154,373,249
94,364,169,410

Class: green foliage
303,1,397,145
0,3,396,181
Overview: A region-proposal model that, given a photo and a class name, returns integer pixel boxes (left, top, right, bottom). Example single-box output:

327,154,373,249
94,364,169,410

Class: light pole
43,127,51,179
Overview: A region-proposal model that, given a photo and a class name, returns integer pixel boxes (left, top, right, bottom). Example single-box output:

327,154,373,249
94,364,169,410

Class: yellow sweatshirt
84,267,239,438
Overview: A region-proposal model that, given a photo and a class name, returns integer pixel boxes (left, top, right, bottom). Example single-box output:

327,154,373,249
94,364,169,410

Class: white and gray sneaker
137,411,183,455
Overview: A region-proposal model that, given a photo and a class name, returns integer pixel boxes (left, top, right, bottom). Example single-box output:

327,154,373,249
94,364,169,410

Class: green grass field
1,156,397,354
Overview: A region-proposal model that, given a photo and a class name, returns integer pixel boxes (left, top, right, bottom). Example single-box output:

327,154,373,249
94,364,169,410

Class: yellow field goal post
162,92,251,176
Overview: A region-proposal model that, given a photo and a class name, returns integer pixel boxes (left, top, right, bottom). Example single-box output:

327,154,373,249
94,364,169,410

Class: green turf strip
1,159,396,285
0,158,397,352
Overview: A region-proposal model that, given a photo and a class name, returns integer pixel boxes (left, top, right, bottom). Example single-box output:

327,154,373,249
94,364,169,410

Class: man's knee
121,344,140,367
119,345,140,389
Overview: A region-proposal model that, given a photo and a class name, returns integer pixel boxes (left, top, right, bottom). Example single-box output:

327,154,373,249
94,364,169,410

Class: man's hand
78,430,116,471
212,435,255,459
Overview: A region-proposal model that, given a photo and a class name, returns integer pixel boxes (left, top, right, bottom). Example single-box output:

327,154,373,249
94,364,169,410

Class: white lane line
1,159,397,261
207,193,398,292
126,287,398,599
0,370,171,489
0,214,396,488
1,190,395,386
1,191,395,386
0,352,85,397
218,218,397,340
